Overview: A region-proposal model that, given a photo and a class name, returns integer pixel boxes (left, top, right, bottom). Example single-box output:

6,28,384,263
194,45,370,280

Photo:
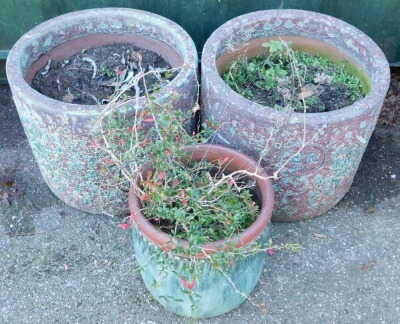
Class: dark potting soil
31,43,177,105
246,67,362,113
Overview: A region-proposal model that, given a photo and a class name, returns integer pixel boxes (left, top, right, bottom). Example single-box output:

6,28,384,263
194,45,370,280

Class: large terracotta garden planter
201,10,390,221
6,8,198,215
128,144,274,318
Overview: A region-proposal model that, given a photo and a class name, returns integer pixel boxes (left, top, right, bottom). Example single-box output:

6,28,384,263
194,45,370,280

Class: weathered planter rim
128,144,274,258
6,7,198,115
202,9,390,126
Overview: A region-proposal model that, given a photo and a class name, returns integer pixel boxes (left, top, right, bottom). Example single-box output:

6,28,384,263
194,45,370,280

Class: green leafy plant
99,65,116,78
222,40,364,113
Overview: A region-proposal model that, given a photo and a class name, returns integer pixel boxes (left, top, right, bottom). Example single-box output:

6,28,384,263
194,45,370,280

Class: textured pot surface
201,9,390,221
6,8,198,215
128,144,274,318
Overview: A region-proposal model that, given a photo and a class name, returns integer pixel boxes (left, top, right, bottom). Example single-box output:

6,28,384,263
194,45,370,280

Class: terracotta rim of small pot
128,144,274,258
6,8,197,115
201,9,390,126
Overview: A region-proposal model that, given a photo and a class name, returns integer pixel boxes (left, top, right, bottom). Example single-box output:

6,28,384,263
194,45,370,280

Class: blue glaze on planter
132,223,271,318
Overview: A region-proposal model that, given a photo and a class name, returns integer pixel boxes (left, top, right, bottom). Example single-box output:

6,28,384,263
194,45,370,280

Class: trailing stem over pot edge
93,61,303,317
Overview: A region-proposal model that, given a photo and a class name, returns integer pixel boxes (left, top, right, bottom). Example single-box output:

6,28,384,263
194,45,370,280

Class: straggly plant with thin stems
93,54,302,317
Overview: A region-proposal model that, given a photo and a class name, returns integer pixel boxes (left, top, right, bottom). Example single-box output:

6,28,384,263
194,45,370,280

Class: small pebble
391,174,396,179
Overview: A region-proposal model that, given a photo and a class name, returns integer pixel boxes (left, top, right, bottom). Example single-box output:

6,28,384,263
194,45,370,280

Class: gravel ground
1,82,400,323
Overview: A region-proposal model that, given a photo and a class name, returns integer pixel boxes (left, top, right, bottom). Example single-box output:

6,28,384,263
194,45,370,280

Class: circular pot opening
202,9,390,122
7,8,198,112
129,144,274,258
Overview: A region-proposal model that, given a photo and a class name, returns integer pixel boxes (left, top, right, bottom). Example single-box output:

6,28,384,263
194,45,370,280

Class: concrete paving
1,84,399,323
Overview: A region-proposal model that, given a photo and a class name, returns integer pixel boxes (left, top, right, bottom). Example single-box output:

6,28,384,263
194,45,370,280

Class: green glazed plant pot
201,9,390,221
6,8,198,215
128,144,274,318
